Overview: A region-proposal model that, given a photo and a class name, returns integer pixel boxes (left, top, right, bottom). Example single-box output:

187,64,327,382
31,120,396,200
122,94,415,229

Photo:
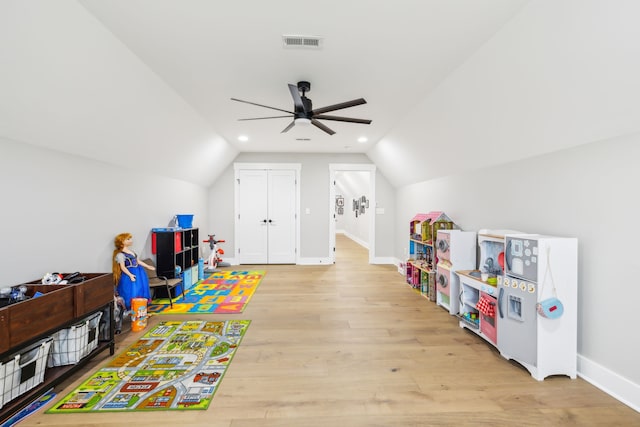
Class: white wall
395,133,639,410
370,0,640,188
0,1,237,188
0,137,208,285
374,168,397,263
335,171,370,247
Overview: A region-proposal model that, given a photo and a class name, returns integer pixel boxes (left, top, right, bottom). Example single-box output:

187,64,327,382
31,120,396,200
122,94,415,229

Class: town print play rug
47,320,250,414
149,270,265,314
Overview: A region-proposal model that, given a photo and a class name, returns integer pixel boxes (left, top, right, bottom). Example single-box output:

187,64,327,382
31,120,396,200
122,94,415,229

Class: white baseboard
371,256,397,265
224,257,334,266
392,257,405,274
341,231,369,249
577,354,640,412
224,257,340,265
297,257,333,265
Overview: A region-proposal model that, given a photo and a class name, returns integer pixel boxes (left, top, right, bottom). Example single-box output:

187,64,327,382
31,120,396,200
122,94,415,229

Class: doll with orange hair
112,232,154,310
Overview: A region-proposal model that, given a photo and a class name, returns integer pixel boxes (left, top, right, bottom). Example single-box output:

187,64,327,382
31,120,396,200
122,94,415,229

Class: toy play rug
149,270,265,315
47,320,250,414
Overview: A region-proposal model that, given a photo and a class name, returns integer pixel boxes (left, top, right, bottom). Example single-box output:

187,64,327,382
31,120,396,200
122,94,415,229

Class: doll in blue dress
112,232,154,310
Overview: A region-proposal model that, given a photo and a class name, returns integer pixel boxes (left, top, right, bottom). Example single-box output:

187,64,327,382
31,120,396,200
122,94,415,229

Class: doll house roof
410,211,453,225
410,213,429,223
424,211,452,224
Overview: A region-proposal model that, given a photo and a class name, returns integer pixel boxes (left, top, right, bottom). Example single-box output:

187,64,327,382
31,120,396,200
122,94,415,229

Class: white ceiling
1,1,540,186
78,0,529,153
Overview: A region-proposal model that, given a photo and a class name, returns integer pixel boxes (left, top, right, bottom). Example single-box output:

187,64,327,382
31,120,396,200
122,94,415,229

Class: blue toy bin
175,214,194,229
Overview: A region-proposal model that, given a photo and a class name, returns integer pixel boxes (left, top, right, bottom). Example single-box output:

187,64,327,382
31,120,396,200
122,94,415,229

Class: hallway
23,234,639,426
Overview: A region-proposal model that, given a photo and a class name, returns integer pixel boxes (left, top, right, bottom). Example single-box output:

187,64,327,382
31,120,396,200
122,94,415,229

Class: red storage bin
175,232,182,252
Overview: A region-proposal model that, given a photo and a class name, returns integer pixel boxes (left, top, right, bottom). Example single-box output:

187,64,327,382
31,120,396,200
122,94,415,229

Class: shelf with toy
410,238,432,245
409,240,434,267
459,312,479,329
0,274,114,424
406,233,435,299
456,269,499,347
407,261,433,273
152,228,199,297
406,212,456,302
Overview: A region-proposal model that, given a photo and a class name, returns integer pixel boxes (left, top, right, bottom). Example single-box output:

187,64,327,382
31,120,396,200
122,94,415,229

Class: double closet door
236,167,297,264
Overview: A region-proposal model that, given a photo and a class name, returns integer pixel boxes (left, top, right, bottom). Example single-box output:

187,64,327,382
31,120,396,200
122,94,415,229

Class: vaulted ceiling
7,1,630,189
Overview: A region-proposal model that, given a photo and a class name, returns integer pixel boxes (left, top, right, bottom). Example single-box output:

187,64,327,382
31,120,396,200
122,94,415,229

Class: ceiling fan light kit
231,81,371,135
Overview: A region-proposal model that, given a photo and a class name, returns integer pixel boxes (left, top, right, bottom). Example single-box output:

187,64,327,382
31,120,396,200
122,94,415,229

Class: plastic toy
203,234,229,272
462,312,479,326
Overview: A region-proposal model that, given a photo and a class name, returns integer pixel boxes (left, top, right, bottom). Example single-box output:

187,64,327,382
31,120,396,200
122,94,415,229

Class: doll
112,232,154,310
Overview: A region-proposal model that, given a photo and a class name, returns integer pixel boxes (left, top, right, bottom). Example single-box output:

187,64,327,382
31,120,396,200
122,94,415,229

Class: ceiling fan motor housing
299,98,312,116
297,81,311,93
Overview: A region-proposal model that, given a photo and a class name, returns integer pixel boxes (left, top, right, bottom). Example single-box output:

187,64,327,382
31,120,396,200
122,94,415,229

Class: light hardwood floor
21,234,639,426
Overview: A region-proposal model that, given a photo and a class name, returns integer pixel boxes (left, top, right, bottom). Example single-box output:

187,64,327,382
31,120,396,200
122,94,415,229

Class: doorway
329,164,376,264
234,163,300,264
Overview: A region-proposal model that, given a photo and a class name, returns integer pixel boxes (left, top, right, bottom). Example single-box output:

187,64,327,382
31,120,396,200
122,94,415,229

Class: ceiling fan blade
288,84,306,112
312,98,367,115
238,115,292,121
311,119,336,135
313,115,372,124
231,97,294,115
281,121,296,133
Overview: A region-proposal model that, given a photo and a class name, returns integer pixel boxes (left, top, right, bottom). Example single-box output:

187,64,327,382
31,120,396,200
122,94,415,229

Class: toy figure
112,232,153,310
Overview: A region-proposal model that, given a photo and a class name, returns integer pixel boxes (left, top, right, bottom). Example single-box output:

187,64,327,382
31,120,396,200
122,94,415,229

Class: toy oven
436,265,451,296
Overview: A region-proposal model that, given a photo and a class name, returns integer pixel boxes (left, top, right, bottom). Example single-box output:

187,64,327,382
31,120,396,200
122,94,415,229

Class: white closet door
267,169,296,263
238,169,269,263
237,168,297,264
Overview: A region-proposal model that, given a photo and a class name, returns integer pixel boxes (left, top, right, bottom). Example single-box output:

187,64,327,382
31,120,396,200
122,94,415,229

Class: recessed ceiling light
357,137,368,143
238,135,249,142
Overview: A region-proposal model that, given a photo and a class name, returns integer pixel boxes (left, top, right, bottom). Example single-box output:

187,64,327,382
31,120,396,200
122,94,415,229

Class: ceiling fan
231,81,371,135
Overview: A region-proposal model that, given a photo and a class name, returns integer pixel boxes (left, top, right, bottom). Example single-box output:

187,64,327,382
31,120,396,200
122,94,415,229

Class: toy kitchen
500,234,578,380
456,231,578,381
457,230,517,347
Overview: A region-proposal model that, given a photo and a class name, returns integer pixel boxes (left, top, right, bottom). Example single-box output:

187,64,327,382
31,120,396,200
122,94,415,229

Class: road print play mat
47,320,250,414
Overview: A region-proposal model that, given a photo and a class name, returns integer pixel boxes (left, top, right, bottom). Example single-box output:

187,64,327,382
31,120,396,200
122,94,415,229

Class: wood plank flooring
20,234,639,426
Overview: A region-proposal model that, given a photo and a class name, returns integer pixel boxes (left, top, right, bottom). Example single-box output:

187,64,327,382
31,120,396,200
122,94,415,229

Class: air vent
283,35,323,49
296,138,311,141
